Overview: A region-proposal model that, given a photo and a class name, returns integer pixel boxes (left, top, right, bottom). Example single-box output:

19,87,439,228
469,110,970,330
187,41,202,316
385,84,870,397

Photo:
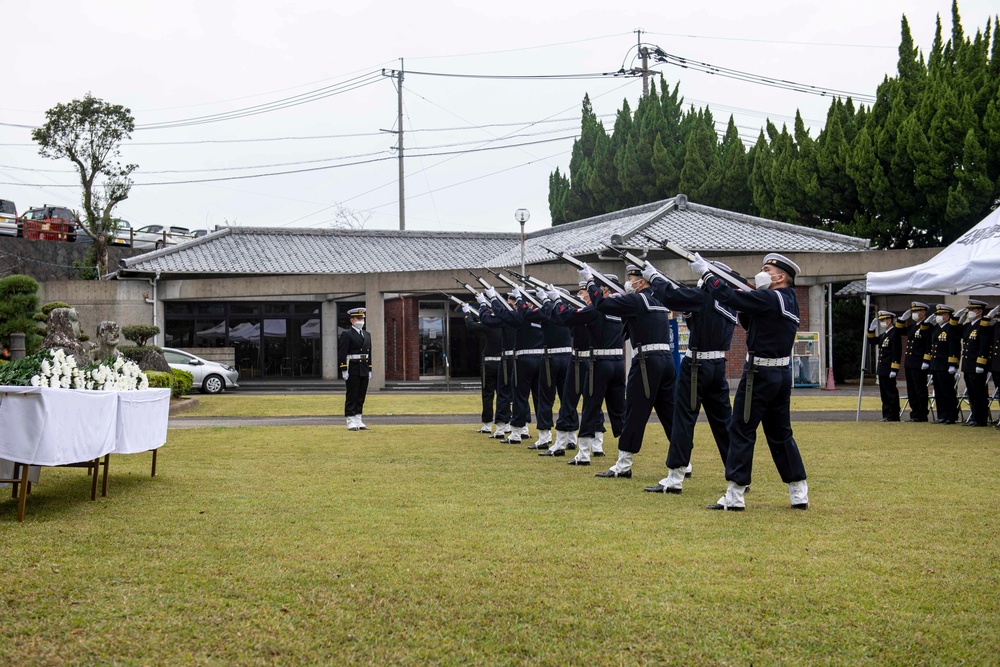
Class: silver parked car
161,347,239,394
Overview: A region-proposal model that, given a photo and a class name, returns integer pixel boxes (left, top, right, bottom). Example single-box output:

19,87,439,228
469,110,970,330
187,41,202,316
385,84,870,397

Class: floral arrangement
0,349,149,391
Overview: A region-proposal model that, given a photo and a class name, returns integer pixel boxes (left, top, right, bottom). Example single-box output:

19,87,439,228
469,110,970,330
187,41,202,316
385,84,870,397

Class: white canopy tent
858,207,1000,418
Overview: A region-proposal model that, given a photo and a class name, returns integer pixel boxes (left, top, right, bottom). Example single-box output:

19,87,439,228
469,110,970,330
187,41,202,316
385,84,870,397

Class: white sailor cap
347,307,366,318
762,253,800,280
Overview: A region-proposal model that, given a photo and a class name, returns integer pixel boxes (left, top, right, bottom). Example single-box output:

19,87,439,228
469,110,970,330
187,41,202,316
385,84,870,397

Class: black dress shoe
526,443,548,450
595,469,631,478
791,503,809,510
566,443,577,450
567,459,590,466
707,503,744,511
539,449,565,457
934,419,949,424
908,417,928,422
964,421,987,427
592,451,606,457
643,484,681,494
684,471,693,478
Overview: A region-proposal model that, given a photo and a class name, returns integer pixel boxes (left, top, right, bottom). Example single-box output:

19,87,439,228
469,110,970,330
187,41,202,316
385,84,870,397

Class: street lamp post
514,208,530,276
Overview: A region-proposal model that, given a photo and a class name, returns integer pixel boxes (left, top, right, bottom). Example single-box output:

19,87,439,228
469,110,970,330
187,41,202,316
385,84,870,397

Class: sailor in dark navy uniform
961,298,991,426
692,252,809,511
338,307,372,431
926,304,962,424
588,264,675,479
641,261,739,493
482,286,543,444
476,291,520,439
529,289,574,450
868,310,903,421
558,277,626,464
463,302,504,433
901,302,932,422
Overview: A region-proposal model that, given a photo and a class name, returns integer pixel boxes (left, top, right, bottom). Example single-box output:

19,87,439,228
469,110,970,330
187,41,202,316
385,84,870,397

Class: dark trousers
617,352,675,455
536,354,571,430
494,357,514,424
904,366,929,420
726,365,807,487
877,372,900,420
932,370,958,421
480,360,499,423
555,357,588,432
344,365,370,417
512,355,542,428
666,357,731,469
965,370,989,424
580,358,626,438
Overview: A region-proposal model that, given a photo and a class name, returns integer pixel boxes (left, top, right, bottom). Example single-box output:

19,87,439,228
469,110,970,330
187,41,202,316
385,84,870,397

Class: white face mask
754,271,772,290
624,280,636,294
935,314,947,325
911,312,921,321
354,320,365,328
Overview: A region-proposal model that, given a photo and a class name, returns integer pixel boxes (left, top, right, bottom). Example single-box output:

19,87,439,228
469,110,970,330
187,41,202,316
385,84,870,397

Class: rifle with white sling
468,270,514,311
439,291,479,318
542,247,625,295
641,235,752,292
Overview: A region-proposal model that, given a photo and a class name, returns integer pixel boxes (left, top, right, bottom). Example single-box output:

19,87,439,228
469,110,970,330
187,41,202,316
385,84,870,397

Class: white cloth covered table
0,386,170,464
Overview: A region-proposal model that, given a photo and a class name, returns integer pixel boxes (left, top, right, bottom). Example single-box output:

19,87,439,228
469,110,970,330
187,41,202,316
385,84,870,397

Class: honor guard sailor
338,307,372,431
692,252,809,511
961,299,992,426
868,310,903,421
901,302,932,422
463,303,503,433
926,304,962,425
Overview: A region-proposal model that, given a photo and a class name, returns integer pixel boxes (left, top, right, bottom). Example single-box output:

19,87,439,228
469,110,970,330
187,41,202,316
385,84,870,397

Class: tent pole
856,292,871,421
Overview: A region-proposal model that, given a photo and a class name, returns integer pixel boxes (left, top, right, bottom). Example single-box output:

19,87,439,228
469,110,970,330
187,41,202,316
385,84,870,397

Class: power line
644,31,896,49
405,32,633,60
400,69,639,81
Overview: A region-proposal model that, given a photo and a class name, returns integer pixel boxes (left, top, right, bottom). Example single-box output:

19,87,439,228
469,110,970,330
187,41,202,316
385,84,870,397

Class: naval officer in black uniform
961,299,991,426
900,302,932,422
641,262,738,493
925,304,962,424
588,264,675,479
463,303,503,433
338,307,372,431
692,252,809,511
868,310,903,421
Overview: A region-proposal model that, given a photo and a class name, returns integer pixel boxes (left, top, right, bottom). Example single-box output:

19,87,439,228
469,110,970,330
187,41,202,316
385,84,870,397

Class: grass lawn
181,392,882,418
2,411,998,665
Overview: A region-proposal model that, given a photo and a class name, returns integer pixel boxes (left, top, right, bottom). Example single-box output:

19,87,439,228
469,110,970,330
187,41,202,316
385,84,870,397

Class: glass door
419,302,447,377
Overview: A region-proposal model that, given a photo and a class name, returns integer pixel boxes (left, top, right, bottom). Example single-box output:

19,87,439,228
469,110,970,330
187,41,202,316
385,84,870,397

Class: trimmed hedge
171,368,194,398
143,370,172,390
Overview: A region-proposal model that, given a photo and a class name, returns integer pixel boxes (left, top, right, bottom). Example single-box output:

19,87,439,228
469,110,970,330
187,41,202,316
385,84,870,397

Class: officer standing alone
338,307,372,431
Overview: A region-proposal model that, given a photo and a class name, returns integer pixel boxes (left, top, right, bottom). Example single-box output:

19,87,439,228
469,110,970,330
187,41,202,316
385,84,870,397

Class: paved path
169,410,882,429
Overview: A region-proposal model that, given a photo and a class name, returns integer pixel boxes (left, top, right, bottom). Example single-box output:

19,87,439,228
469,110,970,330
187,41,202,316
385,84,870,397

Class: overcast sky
2,0,996,236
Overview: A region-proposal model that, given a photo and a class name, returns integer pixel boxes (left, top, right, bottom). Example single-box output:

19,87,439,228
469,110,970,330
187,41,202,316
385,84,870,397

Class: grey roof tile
118,196,869,276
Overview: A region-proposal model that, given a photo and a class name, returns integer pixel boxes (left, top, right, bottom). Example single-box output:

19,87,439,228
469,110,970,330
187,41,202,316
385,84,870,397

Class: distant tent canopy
866,207,1000,296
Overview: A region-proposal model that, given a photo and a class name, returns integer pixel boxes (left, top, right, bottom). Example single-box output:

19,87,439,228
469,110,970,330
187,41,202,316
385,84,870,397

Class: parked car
132,224,194,249
17,206,81,241
110,219,134,246
0,199,17,236
162,347,239,394
190,229,210,238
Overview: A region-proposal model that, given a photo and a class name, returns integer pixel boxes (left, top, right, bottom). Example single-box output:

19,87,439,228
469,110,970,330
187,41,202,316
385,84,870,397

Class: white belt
516,348,545,357
503,350,516,357
748,354,791,367
631,343,671,358
685,350,726,360
592,348,624,357
574,351,591,358
483,356,502,362
346,354,369,361
546,347,573,354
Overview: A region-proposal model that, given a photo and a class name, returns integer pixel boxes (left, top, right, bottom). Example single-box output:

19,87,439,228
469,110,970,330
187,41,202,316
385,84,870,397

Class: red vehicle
17,206,83,242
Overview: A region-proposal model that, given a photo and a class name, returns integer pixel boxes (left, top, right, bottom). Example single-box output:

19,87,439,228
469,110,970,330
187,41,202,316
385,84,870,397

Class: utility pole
396,58,405,231
635,29,649,98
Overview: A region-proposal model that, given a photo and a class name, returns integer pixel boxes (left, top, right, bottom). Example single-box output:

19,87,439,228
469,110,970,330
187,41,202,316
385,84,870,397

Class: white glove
988,305,999,319
889,371,897,379
688,252,710,276
545,285,559,301
641,263,660,282
921,362,930,370
901,309,912,322
534,288,548,302
485,287,497,299
577,264,593,282
475,293,488,306
461,303,473,314
868,317,878,332
976,366,986,374
948,365,956,375
954,307,968,322
341,371,348,380
511,286,522,299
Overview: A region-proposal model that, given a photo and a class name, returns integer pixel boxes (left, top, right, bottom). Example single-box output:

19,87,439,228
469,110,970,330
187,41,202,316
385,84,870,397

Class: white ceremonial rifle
468,270,515,311
641,234,752,292
543,247,626,295
485,268,544,309
603,243,684,289
440,290,479,318
505,268,587,309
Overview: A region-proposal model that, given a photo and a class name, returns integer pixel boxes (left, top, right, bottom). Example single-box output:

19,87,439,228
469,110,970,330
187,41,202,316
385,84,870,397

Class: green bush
122,325,160,347
143,370,172,390
0,274,42,355
40,301,71,316
120,345,163,364
171,368,194,398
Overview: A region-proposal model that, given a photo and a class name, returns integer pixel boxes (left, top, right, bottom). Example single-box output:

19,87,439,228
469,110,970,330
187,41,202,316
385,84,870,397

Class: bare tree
327,205,373,230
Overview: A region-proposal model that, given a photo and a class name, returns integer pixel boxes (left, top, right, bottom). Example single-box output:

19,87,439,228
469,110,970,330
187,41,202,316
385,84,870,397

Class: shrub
40,301,71,316
121,345,163,364
171,368,194,398
143,370,173,390
0,274,42,354
122,325,160,347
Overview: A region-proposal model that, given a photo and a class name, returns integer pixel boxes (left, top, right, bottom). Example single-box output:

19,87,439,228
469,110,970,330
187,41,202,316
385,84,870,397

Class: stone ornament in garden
93,321,124,363
40,307,90,366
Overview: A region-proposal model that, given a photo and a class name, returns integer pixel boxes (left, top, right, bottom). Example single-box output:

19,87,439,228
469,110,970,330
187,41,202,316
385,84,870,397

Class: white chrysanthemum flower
113,356,125,370
40,360,52,376
49,376,60,389
139,374,149,390
30,375,42,387
59,376,70,389
52,349,66,362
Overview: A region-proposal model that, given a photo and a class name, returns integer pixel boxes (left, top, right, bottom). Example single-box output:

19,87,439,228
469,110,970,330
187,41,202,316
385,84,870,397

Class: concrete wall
0,236,146,281
37,279,154,343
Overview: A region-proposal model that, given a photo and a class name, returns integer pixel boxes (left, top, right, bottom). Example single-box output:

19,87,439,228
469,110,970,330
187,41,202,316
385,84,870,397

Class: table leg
101,454,110,497
151,449,157,477
16,462,29,522
90,458,99,501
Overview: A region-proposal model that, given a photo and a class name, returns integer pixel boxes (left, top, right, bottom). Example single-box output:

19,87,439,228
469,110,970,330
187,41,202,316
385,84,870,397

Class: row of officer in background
869,299,997,427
